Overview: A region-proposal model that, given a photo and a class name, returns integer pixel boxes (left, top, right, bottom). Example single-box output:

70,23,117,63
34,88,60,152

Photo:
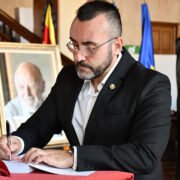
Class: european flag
139,4,155,69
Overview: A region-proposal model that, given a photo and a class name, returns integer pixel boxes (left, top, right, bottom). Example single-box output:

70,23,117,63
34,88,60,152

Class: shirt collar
82,52,122,92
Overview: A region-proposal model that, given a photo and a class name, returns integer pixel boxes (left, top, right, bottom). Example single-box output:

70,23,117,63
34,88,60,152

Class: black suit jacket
13,48,171,180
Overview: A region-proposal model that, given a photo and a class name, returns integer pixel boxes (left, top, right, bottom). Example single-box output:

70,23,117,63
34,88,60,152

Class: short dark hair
77,1,122,37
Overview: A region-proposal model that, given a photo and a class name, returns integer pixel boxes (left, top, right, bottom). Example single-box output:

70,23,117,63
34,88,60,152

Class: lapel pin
110,83,115,90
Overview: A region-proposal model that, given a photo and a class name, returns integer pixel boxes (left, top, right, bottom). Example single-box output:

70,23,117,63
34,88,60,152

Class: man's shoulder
121,48,170,84
126,62,171,95
133,61,169,83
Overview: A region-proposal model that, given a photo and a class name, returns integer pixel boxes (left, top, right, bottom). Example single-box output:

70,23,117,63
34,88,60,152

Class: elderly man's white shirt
5,96,45,132
5,97,34,132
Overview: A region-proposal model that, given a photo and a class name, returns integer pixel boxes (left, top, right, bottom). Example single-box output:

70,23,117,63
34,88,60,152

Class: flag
42,2,56,45
139,4,154,69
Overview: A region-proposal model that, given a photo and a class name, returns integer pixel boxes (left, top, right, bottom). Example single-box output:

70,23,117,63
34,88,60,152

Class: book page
29,163,95,176
3,160,34,173
3,160,94,176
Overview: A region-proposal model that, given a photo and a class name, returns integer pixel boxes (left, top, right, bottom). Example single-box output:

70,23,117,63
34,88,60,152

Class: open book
0,159,94,176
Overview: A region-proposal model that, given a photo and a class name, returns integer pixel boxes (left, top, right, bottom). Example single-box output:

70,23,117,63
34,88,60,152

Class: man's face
15,70,44,111
70,14,116,80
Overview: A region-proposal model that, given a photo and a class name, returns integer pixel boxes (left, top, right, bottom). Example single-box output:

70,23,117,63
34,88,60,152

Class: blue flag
139,4,155,69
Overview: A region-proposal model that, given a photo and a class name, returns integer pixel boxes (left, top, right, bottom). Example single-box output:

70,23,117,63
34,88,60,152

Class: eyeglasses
66,37,117,57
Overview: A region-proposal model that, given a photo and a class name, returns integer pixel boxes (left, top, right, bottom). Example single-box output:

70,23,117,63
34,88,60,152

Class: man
0,1,171,180
5,62,45,132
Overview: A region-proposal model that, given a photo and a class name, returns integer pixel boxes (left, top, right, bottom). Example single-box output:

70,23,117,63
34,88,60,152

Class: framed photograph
0,42,69,148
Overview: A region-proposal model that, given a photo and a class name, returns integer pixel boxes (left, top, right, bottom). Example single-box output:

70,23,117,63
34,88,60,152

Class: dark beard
75,47,113,80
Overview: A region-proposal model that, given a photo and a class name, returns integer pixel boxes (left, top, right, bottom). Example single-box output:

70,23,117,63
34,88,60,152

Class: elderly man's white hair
14,62,44,84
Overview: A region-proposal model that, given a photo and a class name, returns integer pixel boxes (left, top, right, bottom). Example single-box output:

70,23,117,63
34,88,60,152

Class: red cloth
0,171,134,180
0,160,10,176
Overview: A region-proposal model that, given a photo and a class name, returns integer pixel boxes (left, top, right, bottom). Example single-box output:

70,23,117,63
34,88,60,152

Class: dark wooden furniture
152,22,177,54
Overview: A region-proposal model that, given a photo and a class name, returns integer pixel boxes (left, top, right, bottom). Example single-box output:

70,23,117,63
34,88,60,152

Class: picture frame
0,42,69,148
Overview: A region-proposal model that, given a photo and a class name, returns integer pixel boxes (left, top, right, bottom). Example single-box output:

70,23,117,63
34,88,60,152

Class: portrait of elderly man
5,62,45,132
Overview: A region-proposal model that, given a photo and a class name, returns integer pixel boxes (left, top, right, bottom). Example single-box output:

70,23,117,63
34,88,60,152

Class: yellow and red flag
42,2,56,45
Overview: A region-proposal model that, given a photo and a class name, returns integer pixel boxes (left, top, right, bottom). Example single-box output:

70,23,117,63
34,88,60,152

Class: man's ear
112,37,123,56
42,80,45,93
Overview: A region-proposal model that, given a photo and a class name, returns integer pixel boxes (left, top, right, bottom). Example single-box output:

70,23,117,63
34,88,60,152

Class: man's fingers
10,143,20,153
0,148,10,160
24,148,45,164
0,136,11,159
0,135,22,160
33,155,44,165
11,154,20,161
23,148,37,163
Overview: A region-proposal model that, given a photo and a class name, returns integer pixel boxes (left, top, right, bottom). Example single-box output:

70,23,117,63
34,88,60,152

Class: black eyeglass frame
66,37,117,56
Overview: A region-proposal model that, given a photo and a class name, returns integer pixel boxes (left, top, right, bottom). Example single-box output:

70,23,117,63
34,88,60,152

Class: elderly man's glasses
66,37,116,57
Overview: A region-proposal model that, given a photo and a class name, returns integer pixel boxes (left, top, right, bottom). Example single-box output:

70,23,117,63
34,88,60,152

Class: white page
3,160,34,173
29,163,95,176
3,159,94,176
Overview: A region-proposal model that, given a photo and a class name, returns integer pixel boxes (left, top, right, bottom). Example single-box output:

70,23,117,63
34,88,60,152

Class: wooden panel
152,29,160,53
152,22,177,54
177,24,180,38
161,29,172,53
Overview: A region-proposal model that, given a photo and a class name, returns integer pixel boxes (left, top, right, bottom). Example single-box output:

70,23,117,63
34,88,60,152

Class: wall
58,0,86,60
0,0,180,58
58,0,180,59
111,0,180,46
0,0,32,18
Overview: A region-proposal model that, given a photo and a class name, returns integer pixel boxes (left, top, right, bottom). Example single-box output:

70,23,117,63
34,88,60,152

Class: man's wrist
66,146,74,161
68,146,74,156
65,146,76,170
12,136,24,155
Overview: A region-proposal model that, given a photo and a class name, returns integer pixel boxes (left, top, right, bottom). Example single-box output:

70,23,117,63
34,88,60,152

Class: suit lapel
83,48,136,144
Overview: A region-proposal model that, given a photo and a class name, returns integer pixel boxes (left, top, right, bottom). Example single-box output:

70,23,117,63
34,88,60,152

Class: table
0,170,134,180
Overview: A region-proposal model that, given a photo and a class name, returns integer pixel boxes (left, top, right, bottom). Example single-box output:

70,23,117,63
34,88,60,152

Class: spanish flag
42,2,56,45
139,4,155,70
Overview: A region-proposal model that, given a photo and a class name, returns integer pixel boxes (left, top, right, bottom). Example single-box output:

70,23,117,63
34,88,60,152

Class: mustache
23,96,34,100
75,61,93,71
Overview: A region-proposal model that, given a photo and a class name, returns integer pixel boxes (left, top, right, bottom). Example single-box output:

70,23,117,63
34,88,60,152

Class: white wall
155,55,177,111
15,7,34,43
58,0,86,60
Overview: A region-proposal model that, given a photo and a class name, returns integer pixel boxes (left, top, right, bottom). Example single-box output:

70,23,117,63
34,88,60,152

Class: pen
6,120,11,161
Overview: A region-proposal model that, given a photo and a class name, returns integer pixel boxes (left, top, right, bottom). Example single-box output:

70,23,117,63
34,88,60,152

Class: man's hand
0,135,21,160
22,148,73,168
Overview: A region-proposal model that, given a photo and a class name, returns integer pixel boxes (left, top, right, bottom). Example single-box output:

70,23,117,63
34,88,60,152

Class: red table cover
0,170,134,180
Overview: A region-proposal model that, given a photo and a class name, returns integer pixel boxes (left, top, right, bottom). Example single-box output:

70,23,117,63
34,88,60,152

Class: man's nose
74,50,86,62
24,86,32,96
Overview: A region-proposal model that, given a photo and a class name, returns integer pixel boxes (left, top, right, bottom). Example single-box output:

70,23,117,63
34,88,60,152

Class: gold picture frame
0,42,69,148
